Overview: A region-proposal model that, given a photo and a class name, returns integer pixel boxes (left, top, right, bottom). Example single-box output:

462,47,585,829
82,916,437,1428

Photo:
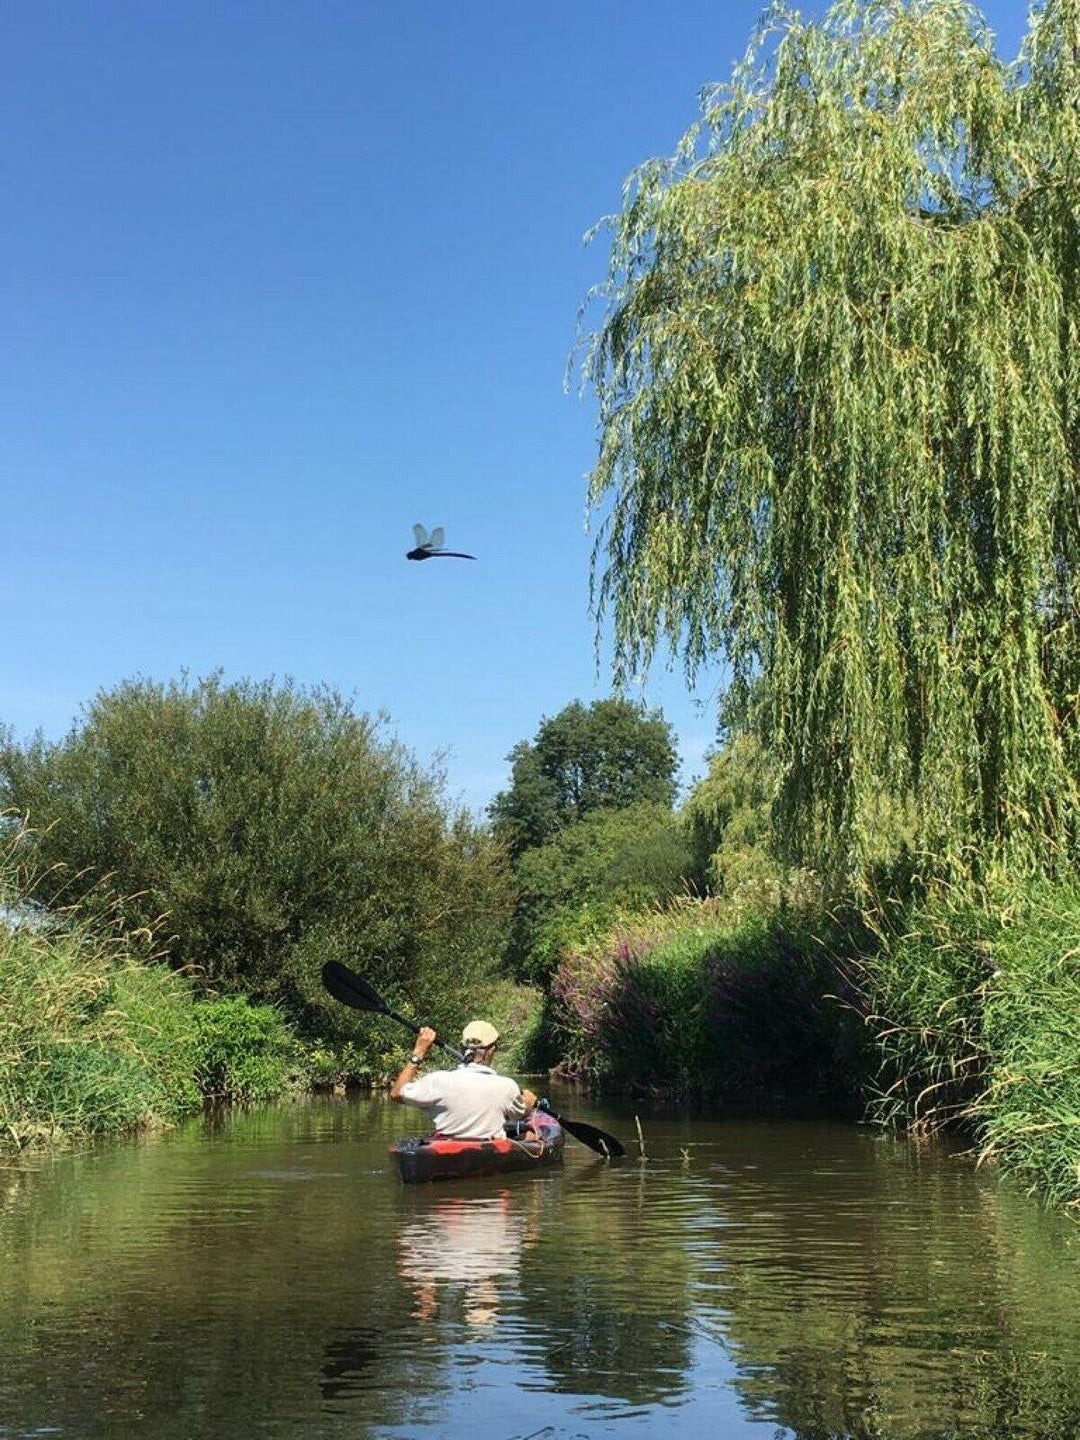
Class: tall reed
0,828,300,1147
852,878,1080,1208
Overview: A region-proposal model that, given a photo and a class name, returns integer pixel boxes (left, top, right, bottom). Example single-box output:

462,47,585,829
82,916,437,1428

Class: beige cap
461,1020,499,1048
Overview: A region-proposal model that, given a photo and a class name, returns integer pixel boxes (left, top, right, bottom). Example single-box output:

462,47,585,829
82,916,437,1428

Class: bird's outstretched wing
412,523,429,548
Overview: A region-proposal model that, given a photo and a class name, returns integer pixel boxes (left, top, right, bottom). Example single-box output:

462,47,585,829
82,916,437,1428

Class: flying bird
406,524,475,561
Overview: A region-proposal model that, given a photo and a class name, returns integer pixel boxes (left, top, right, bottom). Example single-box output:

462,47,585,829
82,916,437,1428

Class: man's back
397,1063,526,1140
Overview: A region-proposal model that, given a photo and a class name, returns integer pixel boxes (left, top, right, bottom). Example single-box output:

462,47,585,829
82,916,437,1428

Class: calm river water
3,1093,1080,1439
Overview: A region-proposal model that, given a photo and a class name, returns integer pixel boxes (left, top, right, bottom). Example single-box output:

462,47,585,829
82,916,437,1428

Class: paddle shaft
378,1002,465,1064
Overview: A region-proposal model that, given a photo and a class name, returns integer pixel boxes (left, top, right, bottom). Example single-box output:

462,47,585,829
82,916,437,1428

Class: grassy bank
854,879,1080,1210
550,896,864,1109
549,884,1080,1208
0,885,304,1148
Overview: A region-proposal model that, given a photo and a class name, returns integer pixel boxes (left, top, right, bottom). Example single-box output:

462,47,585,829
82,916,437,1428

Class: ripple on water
2,1100,1080,1438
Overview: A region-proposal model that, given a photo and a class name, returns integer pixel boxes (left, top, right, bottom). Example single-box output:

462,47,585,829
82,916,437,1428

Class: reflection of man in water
390,1020,538,1139
398,1192,537,1329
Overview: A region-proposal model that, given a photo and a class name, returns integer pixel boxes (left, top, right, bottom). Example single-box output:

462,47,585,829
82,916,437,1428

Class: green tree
682,733,778,895
507,801,692,982
0,675,511,1032
489,697,679,860
584,0,1080,878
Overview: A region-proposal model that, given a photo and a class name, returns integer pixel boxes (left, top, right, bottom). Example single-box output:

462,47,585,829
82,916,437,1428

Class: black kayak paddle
320,960,625,1159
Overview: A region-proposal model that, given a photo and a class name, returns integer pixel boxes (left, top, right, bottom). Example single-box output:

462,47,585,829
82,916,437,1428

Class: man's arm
521,1087,538,1110
390,1026,437,1101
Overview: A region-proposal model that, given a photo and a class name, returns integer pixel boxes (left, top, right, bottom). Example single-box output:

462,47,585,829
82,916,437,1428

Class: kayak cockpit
392,1111,564,1184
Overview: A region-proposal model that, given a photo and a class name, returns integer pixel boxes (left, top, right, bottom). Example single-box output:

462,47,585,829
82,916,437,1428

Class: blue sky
0,1,1030,813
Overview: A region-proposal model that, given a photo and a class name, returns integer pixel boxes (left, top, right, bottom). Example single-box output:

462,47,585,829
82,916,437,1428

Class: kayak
393,1111,565,1184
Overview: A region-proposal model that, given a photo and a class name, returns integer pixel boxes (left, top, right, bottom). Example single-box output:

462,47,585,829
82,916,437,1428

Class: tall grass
848,879,1080,1209
551,896,863,1105
0,909,200,1145
550,878,1080,1209
0,837,303,1147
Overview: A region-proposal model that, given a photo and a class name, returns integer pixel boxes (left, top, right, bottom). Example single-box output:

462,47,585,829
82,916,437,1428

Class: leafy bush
192,996,300,1103
976,891,1080,1208
846,884,991,1134
0,675,511,1045
478,978,547,1075
507,802,693,983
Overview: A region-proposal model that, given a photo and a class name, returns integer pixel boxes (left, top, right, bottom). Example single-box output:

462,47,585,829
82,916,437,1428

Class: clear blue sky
0,1,1030,813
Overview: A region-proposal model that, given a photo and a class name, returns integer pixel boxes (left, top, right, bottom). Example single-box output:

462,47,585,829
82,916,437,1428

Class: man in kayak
390,1020,539,1140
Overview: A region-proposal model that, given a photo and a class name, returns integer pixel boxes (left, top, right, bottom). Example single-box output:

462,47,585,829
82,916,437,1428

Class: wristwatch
408,1053,424,1066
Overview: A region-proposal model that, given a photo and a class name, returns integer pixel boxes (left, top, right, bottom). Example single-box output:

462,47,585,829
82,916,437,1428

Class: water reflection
397,1190,538,1328
319,1327,382,1403
2,1099,1080,1438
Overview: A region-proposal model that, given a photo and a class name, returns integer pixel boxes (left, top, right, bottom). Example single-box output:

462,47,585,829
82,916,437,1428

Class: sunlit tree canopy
584,0,1080,876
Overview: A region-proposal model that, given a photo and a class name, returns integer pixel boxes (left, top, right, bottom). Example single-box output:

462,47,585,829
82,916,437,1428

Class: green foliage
681,733,779,893
506,801,693,983
850,885,994,1134
0,674,511,1038
584,0,1080,877
550,896,863,1102
478,978,547,1074
0,882,199,1143
854,877,1080,1207
489,697,678,859
191,996,300,1103
977,892,1080,1209
0,838,311,1146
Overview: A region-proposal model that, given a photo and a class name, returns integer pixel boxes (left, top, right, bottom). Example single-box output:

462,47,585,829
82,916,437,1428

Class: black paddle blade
321,961,387,1014
538,1101,625,1158
559,1116,626,1158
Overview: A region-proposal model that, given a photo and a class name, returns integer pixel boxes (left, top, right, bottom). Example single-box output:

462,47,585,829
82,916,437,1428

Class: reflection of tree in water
695,1137,1080,1440
319,1327,381,1403
515,1164,697,1409
394,1171,697,1410
523,1273,695,1408
0,1108,447,1439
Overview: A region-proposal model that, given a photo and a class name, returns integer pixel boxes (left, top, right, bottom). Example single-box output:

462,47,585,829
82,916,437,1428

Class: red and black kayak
393,1111,565,1184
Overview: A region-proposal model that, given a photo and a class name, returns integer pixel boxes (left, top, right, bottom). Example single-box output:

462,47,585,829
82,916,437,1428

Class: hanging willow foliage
584,0,1080,878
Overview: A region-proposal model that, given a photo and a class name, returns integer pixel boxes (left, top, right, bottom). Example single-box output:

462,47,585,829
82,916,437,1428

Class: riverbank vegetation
1,674,510,1031
555,0,1080,1205
4,0,1080,1217
0,674,529,1147
0,847,302,1145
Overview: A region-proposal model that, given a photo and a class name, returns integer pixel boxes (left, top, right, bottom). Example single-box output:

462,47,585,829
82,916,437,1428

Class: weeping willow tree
584,0,1080,878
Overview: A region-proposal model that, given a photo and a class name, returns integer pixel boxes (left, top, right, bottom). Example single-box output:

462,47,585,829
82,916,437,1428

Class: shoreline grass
0,846,306,1149
549,883,1080,1210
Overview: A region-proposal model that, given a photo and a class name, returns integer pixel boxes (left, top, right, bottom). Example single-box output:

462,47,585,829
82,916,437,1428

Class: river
2,1093,1080,1439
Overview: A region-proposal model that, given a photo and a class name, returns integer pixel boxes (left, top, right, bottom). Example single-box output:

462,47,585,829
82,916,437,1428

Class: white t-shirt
398,1064,527,1139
